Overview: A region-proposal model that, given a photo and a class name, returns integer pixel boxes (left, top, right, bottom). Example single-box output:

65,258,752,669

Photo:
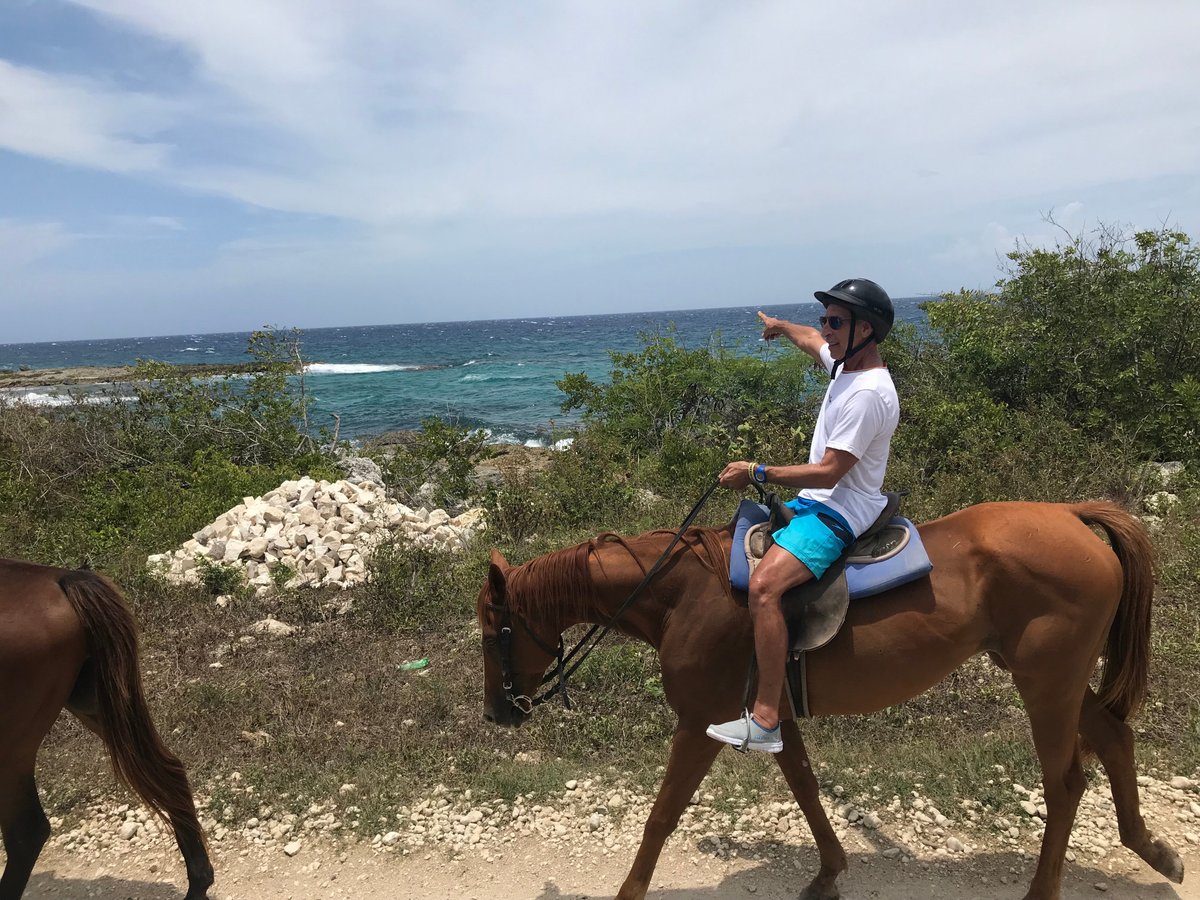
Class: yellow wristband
747,461,756,481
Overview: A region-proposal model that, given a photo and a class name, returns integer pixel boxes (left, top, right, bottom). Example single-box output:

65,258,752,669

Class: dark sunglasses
819,315,849,330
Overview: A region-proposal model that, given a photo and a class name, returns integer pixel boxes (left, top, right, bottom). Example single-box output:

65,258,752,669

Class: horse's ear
488,548,509,600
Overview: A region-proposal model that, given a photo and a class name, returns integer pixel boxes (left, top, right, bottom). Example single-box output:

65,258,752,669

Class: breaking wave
305,363,423,375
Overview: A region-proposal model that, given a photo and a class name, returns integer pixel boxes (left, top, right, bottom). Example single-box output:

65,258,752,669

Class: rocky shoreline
0,362,266,389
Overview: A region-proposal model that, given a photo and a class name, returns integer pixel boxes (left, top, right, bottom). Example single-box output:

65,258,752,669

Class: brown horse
477,501,1186,900
0,559,213,900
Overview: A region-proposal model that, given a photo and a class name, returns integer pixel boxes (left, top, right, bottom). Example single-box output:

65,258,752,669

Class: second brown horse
0,559,212,900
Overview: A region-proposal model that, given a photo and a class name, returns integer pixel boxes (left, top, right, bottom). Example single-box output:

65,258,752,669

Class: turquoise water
0,300,928,443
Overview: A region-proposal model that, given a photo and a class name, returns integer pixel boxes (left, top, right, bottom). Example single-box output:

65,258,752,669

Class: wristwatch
752,463,768,485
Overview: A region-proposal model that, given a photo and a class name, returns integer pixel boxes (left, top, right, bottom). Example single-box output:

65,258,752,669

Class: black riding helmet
814,278,894,343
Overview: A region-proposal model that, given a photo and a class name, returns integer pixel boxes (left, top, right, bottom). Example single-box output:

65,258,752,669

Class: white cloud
933,204,1098,267
934,222,1018,267
106,214,186,233
0,60,171,172
0,219,73,268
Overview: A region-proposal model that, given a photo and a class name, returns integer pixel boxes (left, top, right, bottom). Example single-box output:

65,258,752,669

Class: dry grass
35,492,1200,831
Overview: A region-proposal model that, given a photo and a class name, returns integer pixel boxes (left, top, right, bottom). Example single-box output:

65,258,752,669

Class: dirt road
19,766,1200,899
23,827,1197,899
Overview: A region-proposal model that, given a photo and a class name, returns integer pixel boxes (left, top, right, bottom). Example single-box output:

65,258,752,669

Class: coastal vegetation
2,226,1197,837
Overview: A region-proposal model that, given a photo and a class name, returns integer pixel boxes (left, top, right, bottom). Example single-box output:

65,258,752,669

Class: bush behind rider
707,278,899,753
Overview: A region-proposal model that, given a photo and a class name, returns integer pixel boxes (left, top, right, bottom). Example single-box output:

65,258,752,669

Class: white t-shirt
798,344,900,537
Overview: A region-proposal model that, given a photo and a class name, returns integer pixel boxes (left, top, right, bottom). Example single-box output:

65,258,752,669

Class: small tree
557,328,820,488
925,225,1200,464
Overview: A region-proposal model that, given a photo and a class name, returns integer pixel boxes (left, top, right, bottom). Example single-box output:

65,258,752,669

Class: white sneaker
706,710,783,753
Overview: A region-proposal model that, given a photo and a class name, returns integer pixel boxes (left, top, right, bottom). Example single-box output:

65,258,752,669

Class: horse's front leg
775,720,847,899
617,725,722,900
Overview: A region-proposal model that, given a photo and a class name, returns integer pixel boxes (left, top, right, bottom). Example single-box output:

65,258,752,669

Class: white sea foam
304,363,420,375
482,432,573,450
5,391,134,407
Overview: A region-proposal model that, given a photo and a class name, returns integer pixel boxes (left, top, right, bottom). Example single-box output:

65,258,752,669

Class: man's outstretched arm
757,311,826,363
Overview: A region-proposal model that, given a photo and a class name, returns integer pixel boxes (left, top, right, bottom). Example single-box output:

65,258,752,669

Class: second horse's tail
57,569,209,856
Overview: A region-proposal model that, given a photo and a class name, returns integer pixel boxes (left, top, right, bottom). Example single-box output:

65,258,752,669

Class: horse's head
477,548,564,727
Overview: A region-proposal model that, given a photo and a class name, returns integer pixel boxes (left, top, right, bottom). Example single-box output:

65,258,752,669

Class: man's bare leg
747,544,813,729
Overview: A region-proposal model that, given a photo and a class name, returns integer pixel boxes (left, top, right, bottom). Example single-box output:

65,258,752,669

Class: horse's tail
57,569,207,849
1072,502,1156,721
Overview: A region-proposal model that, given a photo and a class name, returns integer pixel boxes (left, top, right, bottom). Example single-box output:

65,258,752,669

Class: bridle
485,598,568,714
484,479,721,717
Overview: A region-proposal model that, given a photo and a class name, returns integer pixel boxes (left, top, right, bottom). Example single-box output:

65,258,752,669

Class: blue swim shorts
771,498,855,579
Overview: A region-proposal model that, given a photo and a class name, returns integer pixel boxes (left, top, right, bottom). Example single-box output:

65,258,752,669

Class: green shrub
354,539,488,632
371,416,495,509
558,327,821,490
924,226,1200,464
120,327,323,469
194,557,245,597
270,561,298,593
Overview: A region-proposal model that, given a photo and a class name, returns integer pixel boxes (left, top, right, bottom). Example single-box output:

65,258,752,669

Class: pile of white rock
147,477,485,593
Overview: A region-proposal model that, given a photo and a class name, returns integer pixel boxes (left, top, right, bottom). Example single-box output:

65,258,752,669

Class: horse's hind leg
1014,675,1089,900
617,726,722,900
1078,688,1184,883
0,769,50,900
775,720,847,900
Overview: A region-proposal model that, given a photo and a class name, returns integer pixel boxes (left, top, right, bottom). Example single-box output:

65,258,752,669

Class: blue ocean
0,300,929,445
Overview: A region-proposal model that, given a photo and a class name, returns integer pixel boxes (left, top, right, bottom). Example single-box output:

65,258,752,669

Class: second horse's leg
617,726,722,900
0,770,50,900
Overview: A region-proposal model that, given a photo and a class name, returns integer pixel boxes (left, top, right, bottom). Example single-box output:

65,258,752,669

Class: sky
1,1,1198,343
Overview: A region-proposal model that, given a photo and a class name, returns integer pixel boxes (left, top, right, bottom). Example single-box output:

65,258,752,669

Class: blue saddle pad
730,499,770,591
729,502,932,599
845,517,932,598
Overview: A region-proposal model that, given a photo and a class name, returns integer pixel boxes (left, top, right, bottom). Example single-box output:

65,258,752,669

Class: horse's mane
505,526,731,632
505,541,596,634
607,526,731,594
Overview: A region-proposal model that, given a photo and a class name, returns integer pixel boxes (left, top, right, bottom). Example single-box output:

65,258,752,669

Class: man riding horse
478,277,1182,897
707,277,899,752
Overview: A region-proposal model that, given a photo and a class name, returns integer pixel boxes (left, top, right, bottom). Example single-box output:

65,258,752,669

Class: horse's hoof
1159,850,1185,884
799,879,840,900
1143,837,1184,883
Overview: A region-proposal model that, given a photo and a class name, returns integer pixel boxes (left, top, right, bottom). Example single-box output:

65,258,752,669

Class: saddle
730,491,932,652
728,491,932,719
